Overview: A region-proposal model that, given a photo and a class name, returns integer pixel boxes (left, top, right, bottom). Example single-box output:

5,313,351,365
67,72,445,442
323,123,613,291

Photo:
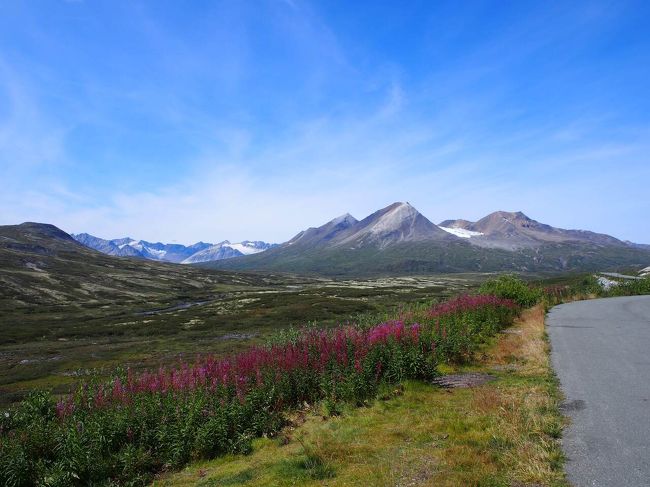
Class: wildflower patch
0,294,518,486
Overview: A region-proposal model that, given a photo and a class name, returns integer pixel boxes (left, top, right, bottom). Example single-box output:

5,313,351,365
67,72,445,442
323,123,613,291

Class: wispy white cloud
4,76,648,244
1,0,649,245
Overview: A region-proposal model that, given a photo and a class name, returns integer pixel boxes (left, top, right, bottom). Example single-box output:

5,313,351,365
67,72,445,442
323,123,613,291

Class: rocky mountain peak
368,202,421,234
334,201,453,249
328,213,358,227
472,211,537,234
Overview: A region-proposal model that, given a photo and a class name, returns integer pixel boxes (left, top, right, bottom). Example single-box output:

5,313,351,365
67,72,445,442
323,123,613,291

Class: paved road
599,272,642,280
547,296,650,486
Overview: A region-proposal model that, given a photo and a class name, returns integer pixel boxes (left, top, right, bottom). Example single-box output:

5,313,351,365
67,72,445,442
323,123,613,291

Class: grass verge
154,305,567,487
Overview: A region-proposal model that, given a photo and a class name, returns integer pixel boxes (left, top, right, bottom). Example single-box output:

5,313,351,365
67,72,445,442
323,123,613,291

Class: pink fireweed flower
375,361,383,380
55,399,68,419
354,358,362,373
428,294,515,318
410,323,421,341
52,294,517,418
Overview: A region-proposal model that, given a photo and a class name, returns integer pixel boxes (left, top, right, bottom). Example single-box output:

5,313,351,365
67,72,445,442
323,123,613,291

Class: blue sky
1,0,649,244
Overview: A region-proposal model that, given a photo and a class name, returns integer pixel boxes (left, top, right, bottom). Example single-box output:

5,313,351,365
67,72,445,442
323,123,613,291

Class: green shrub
479,275,542,307
604,277,650,297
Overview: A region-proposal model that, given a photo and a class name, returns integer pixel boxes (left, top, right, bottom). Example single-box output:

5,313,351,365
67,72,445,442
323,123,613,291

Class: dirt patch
433,373,496,389
560,399,586,412
220,333,257,340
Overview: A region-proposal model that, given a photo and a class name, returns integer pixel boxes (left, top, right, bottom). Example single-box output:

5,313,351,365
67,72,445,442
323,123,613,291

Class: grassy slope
0,223,253,311
206,239,650,277
155,305,567,487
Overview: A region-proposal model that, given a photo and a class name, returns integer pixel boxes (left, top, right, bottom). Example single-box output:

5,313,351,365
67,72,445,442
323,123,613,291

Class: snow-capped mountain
71,234,275,264
181,241,275,264
73,234,143,258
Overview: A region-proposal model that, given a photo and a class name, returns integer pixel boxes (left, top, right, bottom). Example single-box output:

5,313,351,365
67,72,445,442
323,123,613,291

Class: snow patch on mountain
439,226,484,238
181,240,276,264
224,242,265,255
144,248,167,259
128,241,144,251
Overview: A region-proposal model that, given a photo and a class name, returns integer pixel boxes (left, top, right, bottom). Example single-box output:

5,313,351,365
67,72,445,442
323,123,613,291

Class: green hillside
204,239,650,277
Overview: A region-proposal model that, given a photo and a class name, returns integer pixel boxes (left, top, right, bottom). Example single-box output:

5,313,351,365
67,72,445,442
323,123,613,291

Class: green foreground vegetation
2,269,648,486
156,305,565,487
1,281,519,485
155,274,650,487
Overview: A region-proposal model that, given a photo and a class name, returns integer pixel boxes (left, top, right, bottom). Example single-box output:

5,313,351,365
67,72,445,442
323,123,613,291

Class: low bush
540,275,602,307
0,294,518,486
603,276,650,297
479,275,542,307
542,274,650,302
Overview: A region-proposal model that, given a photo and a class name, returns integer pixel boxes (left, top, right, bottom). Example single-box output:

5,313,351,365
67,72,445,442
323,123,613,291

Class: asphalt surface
547,296,650,486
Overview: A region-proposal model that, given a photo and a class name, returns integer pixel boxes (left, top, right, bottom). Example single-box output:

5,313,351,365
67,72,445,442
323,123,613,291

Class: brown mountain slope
442,211,625,250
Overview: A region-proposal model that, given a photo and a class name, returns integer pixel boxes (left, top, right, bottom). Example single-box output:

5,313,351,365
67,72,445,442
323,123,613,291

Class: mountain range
3,202,649,279
72,233,276,264
206,202,650,276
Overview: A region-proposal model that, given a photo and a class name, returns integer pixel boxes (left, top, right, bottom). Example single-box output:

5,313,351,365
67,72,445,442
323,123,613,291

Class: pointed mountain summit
287,213,359,247
334,202,452,249
329,213,357,227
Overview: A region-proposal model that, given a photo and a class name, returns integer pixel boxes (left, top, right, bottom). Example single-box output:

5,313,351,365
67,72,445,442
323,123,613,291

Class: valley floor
154,305,567,487
0,274,483,406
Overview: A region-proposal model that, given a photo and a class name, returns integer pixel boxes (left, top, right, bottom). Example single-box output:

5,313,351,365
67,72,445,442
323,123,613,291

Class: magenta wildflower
52,293,517,418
